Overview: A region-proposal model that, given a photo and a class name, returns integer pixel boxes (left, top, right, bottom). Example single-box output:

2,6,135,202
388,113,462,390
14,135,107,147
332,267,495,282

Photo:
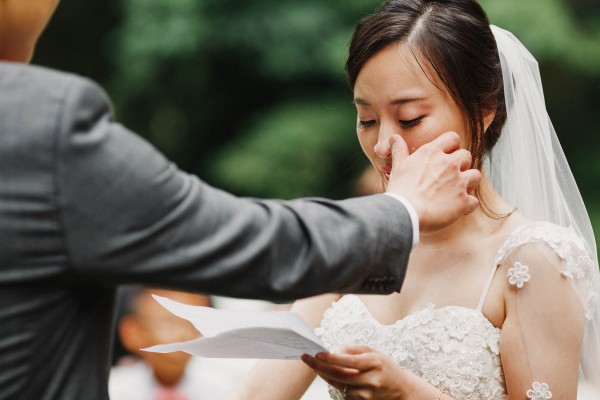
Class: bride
225,0,600,399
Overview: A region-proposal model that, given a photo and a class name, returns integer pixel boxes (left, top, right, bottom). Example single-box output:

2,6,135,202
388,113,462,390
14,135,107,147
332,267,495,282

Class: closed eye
400,117,423,128
358,120,376,129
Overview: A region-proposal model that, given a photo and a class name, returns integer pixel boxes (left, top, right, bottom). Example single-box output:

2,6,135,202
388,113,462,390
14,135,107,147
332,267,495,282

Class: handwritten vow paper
143,295,327,360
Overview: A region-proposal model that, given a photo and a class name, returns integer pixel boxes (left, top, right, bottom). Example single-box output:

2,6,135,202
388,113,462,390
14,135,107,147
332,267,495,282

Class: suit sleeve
55,77,413,301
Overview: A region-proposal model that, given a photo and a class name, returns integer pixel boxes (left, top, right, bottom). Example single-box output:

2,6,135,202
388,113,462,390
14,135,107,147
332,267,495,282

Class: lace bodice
315,222,598,400
316,295,506,399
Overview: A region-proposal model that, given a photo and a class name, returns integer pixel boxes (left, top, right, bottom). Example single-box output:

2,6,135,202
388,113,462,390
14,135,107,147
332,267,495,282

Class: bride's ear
483,108,497,133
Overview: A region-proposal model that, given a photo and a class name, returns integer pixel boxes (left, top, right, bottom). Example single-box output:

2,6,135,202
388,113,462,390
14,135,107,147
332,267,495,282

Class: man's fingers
427,131,460,154
389,134,409,166
449,148,472,171
386,129,482,232
463,169,482,192
460,193,480,216
467,194,480,212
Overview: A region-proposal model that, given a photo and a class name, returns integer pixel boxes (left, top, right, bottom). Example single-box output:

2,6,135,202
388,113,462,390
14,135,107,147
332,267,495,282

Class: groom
0,1,480,399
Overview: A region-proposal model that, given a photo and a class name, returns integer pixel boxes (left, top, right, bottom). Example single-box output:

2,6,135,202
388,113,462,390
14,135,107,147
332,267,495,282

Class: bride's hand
301,345,412,399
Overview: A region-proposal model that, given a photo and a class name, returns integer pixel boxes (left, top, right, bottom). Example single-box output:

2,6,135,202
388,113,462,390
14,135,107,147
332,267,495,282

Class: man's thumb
390,135,409,165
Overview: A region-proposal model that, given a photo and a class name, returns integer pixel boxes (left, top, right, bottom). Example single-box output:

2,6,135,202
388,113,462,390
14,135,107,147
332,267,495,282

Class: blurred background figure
110,288,226,399
110,289,330,399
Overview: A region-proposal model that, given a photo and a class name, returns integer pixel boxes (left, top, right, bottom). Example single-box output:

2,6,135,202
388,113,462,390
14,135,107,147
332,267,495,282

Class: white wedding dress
316,221,597,400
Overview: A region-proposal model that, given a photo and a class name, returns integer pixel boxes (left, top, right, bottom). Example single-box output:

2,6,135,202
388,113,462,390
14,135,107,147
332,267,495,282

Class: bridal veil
486,25,600,399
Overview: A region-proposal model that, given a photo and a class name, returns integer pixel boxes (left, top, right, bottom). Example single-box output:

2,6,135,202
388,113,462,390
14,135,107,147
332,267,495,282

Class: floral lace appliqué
317,295,506,400
508,262,530,288
494,222,599,319
526,382,552,399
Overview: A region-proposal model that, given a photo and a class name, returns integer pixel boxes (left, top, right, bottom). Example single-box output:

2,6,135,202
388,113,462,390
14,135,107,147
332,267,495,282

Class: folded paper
143,295,326,360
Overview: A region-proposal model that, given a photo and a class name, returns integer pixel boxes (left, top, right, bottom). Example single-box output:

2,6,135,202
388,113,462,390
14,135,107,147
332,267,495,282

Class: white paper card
143,295,327,360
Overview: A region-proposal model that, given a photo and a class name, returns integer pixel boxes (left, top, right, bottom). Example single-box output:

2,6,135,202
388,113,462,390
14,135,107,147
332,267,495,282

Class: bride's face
353,43,469,183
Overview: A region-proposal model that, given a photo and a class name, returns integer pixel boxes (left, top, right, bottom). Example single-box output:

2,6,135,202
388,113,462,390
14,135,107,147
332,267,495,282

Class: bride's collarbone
356,220,517,327
409,221,516,277
407,246,496,278
395,253,501,311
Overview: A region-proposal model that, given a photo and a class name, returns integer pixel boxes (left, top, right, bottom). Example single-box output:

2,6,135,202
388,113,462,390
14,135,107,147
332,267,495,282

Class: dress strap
477,221,524,311
476,263,499,312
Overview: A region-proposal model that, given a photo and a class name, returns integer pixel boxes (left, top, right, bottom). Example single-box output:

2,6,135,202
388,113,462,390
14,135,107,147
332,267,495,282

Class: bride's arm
222,294,340,400
499,243,585,399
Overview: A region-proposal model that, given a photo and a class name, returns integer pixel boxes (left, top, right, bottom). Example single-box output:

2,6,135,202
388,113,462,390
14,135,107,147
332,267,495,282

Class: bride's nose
373,124,396,158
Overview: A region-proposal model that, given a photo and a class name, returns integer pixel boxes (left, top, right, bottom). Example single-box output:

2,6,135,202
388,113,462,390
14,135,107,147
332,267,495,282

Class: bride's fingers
312,349,377,371
301,354,360,381
319,375,372,400
319,375,347,392
340,345,375,355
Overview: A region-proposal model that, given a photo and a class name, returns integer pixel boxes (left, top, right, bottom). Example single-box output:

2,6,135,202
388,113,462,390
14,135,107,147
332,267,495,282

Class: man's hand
386,132,481,233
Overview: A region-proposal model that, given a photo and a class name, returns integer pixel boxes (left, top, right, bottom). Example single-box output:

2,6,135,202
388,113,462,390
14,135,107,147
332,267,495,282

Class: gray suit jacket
0,62,413,399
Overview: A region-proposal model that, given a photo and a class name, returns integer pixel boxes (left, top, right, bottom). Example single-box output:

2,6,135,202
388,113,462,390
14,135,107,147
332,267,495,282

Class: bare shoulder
495,221,598,321
496,221,594,282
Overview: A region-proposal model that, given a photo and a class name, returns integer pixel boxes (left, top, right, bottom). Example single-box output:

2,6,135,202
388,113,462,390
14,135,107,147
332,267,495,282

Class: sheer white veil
485,25,600,398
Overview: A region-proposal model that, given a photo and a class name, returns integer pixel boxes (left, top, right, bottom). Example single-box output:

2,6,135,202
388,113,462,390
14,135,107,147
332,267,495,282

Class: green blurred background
34,0,600,253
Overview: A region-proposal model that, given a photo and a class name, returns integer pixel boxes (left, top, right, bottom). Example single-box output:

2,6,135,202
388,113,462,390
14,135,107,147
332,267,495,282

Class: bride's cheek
407,139,426,154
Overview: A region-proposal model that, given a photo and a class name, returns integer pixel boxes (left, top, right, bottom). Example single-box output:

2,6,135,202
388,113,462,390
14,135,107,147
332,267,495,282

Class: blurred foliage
210,99,361,199
34,0,120,81
103,0,381,187
33,0,600,253
481,0,600,75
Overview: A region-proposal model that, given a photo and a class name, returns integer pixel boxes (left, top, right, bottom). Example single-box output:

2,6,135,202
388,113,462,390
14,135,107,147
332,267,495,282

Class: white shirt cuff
383,193,419,248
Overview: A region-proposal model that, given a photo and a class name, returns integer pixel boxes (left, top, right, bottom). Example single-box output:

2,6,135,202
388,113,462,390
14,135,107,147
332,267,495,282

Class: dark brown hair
346,0,507,214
